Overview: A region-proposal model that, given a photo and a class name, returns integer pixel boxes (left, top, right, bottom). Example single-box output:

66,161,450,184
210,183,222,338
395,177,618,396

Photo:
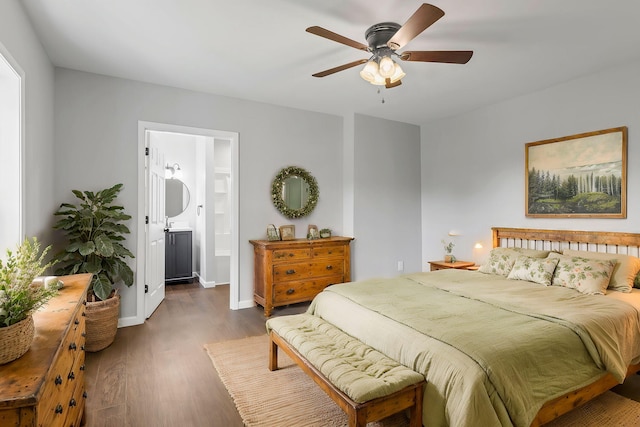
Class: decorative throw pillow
549,253,616,295
562,249,640,293
507,256,560,286
478,247,550,277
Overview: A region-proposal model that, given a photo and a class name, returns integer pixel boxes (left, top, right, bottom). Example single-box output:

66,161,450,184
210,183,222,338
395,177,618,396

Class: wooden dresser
0,273,91,427
250,237,353,316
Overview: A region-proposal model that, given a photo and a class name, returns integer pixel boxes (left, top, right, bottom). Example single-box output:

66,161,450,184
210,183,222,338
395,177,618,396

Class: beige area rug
205,335,640,427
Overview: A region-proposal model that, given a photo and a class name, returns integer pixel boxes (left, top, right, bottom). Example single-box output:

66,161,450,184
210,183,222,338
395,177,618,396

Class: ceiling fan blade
400,50,473,64
387,4,445,50
306,26,369,52
385,78,402,89
312,59,368,77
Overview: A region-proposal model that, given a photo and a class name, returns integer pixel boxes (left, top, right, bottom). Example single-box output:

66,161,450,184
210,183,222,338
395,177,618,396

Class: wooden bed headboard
492,227,640,257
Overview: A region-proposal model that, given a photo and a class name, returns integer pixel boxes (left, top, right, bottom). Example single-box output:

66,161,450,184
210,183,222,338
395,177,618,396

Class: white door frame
133,121,239,326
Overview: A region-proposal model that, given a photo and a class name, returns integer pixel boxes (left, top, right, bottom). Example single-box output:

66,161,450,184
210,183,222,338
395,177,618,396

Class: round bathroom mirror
166,179,190,218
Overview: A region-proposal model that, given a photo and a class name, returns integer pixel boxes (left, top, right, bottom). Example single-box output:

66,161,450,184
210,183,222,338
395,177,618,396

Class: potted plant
53,183,134,351
442,240,456,263
0,237,58,364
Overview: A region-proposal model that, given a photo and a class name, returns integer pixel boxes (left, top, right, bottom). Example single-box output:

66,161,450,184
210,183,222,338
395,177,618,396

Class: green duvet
307,270,640,427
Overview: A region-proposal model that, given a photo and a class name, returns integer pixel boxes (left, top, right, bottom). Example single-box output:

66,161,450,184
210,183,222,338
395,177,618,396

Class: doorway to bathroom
137,121,239,320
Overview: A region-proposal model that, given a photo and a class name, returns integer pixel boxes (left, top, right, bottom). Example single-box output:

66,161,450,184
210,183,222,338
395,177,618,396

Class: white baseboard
238,299,255,310
118,315,143,328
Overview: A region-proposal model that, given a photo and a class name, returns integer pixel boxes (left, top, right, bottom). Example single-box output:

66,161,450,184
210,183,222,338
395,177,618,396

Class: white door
145,133,166,318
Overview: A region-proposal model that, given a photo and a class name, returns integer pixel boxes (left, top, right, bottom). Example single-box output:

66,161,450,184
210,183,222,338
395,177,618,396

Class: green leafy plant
442,240,455,254
0,237,58,327
53,184,134,301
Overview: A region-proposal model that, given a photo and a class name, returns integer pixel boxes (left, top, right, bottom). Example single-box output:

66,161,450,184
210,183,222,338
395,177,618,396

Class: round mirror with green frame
271,166,319,219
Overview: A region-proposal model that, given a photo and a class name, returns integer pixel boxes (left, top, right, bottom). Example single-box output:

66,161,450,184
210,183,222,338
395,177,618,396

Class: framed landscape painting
525,127,627,218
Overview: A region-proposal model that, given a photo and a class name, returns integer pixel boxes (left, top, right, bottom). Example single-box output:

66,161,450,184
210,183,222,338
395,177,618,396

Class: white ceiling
19,0,640,125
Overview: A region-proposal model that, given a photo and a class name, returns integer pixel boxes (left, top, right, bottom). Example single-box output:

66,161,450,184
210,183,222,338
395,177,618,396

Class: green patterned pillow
562,249,640,293
478,247,550,277
507,256,560,286
549,254,616,295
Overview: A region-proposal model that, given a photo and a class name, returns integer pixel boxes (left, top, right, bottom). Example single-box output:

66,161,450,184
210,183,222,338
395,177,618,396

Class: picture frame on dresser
267,224,280,241
279,224,295,240
525,126,627,218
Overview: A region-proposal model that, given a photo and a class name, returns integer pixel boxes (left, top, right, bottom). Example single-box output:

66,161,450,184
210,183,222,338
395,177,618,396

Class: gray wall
421,59,640,266
53,69,344,318
0,1,55,240
354,114,422,279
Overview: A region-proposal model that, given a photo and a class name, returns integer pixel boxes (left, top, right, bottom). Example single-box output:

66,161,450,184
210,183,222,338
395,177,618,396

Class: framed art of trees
525,127,627,218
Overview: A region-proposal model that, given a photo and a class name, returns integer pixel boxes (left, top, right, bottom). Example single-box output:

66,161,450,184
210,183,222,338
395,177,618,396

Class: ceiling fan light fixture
370,73,387,86
389,63,406,83
359,60,379,82
378,56,395,78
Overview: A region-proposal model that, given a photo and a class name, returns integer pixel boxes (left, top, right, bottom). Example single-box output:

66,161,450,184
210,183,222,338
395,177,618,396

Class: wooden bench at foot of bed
267,314,425,427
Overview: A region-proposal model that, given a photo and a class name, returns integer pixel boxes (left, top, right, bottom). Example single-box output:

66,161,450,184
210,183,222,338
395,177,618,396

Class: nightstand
429,260,475,271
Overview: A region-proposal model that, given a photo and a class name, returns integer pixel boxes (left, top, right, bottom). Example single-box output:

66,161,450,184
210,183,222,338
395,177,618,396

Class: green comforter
307,270,640,427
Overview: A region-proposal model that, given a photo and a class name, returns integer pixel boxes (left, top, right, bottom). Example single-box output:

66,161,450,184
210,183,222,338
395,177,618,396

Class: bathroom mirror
166,179,190,218
271,166,319,219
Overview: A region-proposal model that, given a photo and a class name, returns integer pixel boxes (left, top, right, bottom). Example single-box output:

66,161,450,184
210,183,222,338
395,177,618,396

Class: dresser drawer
38,304,86,427
273,276,343,304
312,245,344,258
272,248,311,262
273,261,344,281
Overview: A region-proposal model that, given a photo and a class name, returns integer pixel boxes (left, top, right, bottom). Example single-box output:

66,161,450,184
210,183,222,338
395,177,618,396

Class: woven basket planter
85,293,120,352
0,315,35,365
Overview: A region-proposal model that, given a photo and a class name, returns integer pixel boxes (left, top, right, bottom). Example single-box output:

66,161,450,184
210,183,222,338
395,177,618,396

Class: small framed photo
279,225,295,240
307,224,319,239
266,224,280,241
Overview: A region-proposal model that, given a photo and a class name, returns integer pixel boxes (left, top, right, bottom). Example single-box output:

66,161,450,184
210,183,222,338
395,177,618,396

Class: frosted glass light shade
359,60,379,82
378,56,395,78
389,63,406,83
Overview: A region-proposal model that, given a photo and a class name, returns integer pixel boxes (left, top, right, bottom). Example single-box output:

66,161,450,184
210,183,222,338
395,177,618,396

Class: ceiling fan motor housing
365,22,401,51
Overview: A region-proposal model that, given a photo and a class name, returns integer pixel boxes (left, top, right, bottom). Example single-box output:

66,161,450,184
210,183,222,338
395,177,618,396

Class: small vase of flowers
442,240,456,263
0,237,58,364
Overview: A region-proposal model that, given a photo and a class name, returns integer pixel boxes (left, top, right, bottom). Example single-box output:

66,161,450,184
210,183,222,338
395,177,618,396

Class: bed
304,228,640,427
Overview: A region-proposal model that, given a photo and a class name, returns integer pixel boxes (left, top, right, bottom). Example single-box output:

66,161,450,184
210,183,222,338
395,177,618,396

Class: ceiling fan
306,3,473,89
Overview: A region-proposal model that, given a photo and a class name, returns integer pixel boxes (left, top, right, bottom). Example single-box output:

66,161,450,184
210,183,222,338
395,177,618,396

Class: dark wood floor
84,284,640,426
84,283,307,427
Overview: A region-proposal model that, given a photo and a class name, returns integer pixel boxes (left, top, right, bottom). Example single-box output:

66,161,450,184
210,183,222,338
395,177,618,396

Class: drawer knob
68,371,75,380
81,345,85,351
80,364,86,371
285,269,296,275
69,342,77,351
74,319,80,325
286,288,295,295
55,375,63,385
83,391,88,399
69,398,77,407
326,265,333,270
55,404,64,414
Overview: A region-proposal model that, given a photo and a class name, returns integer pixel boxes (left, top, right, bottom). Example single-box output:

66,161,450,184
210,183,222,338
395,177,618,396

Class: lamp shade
389,63,406,83
378,56,395,78
359,60,379,82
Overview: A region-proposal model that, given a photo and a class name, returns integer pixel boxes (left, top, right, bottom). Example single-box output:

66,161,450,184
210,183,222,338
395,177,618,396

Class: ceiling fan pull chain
377,88,385,104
